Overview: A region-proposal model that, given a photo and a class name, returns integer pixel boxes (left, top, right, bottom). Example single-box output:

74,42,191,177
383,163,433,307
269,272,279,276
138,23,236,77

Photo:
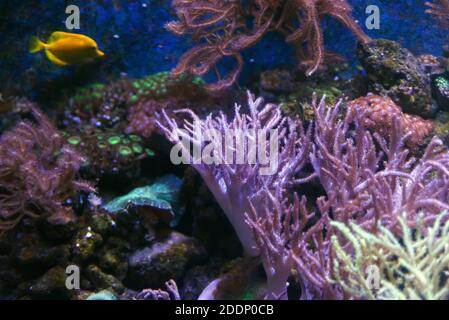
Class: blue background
0,0,446,95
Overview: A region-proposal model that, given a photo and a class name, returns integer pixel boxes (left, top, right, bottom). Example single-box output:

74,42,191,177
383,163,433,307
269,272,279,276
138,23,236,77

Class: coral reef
0,105,94,233
125,99,182,139
130,72,206,103
103,175,182,227
432,75,449,111
167,0,369,91
2,1,449,302
346,95,434,149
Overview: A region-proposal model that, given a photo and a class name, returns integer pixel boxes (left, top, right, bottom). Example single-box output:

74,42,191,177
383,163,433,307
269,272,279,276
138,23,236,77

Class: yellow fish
29,31,105,66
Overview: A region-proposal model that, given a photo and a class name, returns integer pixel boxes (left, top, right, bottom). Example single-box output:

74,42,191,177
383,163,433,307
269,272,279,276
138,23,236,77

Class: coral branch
157,91,312,256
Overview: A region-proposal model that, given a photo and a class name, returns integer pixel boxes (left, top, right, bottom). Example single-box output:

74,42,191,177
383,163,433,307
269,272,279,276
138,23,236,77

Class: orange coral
347,95,434,149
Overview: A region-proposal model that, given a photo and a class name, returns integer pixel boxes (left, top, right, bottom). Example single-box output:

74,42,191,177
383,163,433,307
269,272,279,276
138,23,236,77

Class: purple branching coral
135,280,181,300
0,105,94,233
158,92,449,300
312,97,449,232
157,92,314,256
246,96,449,300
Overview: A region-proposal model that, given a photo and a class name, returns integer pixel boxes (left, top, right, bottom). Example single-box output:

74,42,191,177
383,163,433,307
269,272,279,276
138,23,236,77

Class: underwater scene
0,0,449,302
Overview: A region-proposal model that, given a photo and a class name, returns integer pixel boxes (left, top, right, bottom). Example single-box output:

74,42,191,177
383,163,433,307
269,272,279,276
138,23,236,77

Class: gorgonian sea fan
167,0,369,91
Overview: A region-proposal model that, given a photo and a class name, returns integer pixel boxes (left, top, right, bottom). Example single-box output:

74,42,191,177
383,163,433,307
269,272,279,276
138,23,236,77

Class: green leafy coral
331,212,449,300
103,175,182,226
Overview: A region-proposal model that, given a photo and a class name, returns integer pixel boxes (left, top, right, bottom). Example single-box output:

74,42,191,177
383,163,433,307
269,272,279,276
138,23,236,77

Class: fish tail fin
29,36,46,53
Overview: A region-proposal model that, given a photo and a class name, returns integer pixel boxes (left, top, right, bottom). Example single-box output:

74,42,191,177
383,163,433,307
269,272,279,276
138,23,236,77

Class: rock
85,265,125,294
37,210,78,243
14,240,70,279
0,256,22,290
125,229,207,289
90,212,116,237
260,69,296,93
72,228,103,261
98,246,128,280
358,39,438,118
181,262,221,300
29,266,72,299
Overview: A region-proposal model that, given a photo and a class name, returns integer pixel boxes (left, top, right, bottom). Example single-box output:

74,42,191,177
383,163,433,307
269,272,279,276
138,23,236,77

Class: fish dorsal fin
49,31,93,44
45,50,68,66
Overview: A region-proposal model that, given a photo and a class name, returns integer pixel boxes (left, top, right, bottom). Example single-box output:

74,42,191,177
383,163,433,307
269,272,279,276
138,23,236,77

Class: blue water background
0,0,445,95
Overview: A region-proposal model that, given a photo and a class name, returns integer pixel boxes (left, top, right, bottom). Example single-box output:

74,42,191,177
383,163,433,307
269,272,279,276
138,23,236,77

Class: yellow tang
29,31,105,66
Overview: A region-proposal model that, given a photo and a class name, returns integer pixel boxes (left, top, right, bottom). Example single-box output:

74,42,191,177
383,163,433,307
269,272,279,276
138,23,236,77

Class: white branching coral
331,212,449,300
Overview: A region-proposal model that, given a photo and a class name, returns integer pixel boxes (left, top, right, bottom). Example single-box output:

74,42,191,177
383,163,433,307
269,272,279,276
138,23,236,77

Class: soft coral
0,104,94,232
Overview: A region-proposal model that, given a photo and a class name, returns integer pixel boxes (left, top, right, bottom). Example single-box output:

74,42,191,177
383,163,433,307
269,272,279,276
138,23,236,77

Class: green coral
331,212,449,300
279,85,342,121
63,128,155,179
130,72,205,101
103,175,182,226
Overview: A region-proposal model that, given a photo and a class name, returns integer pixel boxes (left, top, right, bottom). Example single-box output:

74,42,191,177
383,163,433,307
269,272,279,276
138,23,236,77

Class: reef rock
358,39,438,118
125,229,207,289
85,264,125,294
28,266,72,299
